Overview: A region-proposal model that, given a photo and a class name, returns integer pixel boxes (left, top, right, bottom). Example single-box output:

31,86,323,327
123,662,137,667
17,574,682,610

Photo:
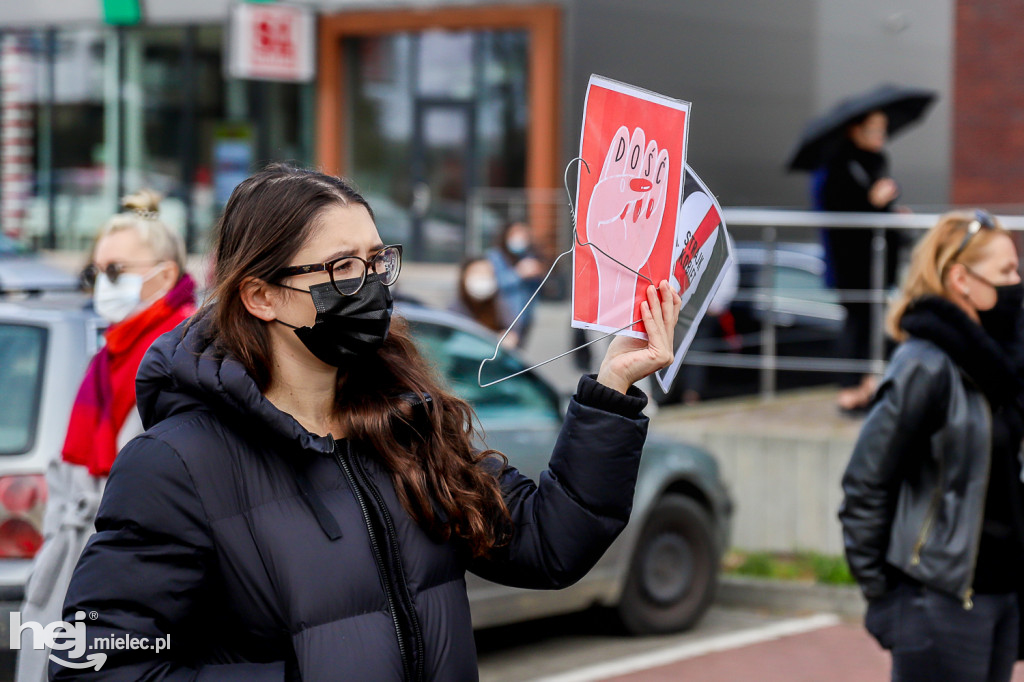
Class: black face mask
277,274,394,366
978,281,1024,344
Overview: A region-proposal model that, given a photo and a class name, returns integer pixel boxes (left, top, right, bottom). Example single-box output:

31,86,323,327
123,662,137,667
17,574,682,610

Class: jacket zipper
330,436,414,681
960,398,993,611
910,454,945,567
351,455,425,682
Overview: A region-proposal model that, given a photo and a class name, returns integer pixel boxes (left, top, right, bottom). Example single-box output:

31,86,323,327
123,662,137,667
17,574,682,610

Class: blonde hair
887,210,1009,341
93,189,186,277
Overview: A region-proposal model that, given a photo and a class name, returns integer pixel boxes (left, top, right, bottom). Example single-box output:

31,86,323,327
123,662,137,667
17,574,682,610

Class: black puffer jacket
52,316,649,681
839,296,1024,607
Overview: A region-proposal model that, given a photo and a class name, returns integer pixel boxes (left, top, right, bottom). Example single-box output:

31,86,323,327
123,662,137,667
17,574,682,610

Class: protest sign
655,164,734,392
479,76,732,392
572,75,691,338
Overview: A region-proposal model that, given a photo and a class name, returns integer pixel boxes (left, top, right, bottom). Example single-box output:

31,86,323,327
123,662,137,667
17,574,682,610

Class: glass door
410,99,474,262
344,28,529,263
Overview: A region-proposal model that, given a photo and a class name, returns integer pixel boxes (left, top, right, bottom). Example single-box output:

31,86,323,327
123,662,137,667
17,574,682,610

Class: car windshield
0,324,47,455
0,234,29,256
409,319,561,426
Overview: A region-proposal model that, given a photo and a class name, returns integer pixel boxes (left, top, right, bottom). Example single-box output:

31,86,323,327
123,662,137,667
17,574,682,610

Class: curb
716,575,866,619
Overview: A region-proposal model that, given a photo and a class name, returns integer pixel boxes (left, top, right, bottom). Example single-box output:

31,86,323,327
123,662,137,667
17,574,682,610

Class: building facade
1,0,970,261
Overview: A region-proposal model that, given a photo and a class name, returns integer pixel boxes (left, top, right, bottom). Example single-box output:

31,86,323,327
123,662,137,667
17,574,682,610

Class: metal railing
726,209,1024,398
468,187,1024,398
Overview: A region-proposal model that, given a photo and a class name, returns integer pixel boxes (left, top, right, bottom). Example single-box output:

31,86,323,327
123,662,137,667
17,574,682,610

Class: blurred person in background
449,256,518,348
487,221,545,348
839,210,1024,682
819,110,904,414
15,191,196,682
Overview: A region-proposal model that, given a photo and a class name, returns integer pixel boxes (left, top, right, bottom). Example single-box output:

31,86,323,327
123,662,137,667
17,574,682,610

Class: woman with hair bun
53,165,680,680
16,191,196,682
840,210,1024,681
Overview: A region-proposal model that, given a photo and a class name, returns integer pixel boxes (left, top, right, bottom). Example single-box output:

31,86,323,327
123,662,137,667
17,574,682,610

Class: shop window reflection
347,29,528,263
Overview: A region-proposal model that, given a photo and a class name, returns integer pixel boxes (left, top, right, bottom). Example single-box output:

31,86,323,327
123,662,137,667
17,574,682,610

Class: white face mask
93,265,166,323
506,235,530,256
465,276,498,301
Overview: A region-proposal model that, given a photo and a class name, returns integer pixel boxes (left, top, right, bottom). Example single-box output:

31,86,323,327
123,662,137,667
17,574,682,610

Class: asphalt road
476,606,810,682
477,606,1024,682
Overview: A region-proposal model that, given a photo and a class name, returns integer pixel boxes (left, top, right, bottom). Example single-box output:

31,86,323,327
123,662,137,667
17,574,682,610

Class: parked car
0,239,81,295
0,296,105,641
654,241,846,404
0,295,732,666
407,306,732,634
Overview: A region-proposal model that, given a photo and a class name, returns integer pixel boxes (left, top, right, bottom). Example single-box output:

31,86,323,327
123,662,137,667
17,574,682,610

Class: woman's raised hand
595,280,682,395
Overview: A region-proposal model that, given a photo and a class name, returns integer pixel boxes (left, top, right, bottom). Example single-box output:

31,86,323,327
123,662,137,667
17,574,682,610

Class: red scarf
62,275,196,477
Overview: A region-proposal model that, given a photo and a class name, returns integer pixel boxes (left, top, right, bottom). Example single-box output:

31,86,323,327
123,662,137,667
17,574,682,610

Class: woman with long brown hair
840,210,1024,681
53,165,680,681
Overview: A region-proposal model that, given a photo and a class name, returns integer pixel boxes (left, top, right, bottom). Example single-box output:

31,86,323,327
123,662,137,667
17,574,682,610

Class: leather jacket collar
900,295,1024,410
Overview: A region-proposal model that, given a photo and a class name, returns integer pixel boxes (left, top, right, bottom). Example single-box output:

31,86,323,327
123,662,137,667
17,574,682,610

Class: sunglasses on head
950,209,996,263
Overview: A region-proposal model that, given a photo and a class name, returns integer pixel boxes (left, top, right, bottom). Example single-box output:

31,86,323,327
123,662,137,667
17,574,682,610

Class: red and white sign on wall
227,2,315,82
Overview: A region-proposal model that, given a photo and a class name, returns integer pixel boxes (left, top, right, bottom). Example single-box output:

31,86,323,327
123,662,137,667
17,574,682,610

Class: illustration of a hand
586,125,670,330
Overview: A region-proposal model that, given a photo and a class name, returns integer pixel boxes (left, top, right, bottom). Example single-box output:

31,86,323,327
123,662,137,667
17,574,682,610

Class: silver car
0,295,731,661
404,305,733,635
0,295,105,656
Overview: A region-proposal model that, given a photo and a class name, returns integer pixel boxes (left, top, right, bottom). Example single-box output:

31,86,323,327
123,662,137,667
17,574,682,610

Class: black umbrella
786,84,937,171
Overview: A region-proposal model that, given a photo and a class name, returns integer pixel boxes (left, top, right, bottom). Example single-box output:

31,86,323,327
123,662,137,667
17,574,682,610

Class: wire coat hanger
476,157,653,388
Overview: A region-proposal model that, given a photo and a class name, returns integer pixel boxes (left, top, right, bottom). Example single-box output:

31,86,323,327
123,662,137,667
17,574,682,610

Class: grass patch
723,549,855,586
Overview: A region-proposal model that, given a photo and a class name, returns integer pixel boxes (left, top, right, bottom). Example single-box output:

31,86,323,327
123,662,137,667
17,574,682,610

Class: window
0,324,47,455
410,319,560,425
1,24,311,253
774,266,837,304
346,29,529,262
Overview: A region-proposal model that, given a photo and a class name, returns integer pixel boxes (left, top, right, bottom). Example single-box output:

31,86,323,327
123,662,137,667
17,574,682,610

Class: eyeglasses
80,261,162,288
272,244,403,296
950,209,996,263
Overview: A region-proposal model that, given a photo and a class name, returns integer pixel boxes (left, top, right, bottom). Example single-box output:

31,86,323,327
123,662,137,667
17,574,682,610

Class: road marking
531,613,841,682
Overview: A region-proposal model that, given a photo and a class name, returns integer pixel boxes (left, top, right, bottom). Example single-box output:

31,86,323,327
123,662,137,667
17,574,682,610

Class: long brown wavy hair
203,164,510,557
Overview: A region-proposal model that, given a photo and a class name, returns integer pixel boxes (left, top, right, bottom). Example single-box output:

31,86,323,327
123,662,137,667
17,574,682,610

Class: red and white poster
572,75,691,338
655,164,734,392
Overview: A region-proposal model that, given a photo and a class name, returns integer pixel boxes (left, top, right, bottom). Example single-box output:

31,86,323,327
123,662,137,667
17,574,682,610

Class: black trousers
866,582,1019,682
837,302,871,388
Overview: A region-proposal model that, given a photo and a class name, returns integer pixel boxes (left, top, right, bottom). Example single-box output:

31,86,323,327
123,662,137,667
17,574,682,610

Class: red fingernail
630,178,653,192
633,200,643,222
646,199,655,219
620,204,629,220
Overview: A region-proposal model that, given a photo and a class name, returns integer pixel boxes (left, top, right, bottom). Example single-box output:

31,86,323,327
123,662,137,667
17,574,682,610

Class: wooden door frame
316,5,561,195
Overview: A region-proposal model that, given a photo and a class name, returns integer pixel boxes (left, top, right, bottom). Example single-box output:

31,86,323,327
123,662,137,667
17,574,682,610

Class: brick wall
952,0,1024,204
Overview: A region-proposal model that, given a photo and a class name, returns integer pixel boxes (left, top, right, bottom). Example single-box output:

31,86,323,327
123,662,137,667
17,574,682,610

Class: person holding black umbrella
788,84,936,415
821,108,903,413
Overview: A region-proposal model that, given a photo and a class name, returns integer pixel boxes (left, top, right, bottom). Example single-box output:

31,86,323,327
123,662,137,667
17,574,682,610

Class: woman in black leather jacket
840,210,1024,682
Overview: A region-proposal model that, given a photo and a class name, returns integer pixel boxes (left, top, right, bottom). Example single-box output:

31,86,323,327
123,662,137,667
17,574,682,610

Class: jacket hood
135,311,334,455
900,295,1024,410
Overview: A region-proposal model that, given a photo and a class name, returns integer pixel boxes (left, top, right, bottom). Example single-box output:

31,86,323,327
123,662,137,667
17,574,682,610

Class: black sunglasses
950,209,996,263
80,261,163,288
